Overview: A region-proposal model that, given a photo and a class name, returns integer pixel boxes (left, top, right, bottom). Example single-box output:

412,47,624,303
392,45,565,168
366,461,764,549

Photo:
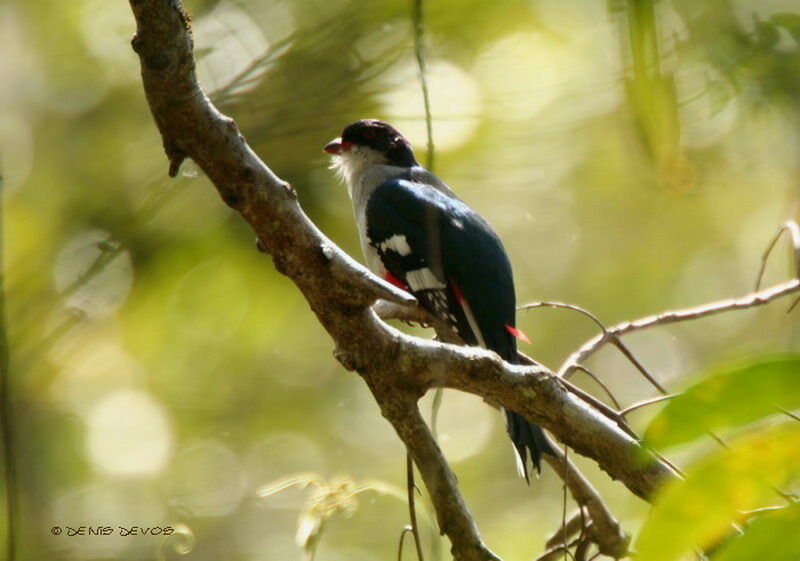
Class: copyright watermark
50,526,175,537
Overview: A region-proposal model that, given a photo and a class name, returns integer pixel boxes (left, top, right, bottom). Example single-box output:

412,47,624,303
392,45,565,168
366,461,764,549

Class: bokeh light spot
54,230,133,319
423,390,495,462
380,59,482,152
194,1,293,94
80,0,139,84
165,440,247,517
86,389,173,476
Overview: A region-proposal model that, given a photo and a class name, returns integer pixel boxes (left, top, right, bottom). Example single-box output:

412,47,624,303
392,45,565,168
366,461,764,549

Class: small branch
559,278,800,377
373,321,675,509
777,406,800,423
516,351,638,440
0,175,18,561
754,221,800,291
127,2,680,558
650,449,686,479
406,454,426,561
520,301,660,391
740,505,788,521
608,337,668,394
619,394,675,417
535,544,576,561
561,221,800,378
572,365,622,411
545,509,587,550
376,301,673,497
412,0,435,171
367,387,500,561
61,239,124,298
542,437,629,559
519,301,608,333
398,527,415,561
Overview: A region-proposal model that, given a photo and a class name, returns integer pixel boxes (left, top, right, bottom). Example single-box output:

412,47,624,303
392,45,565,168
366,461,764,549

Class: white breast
333,150,456,280
346,162,410,277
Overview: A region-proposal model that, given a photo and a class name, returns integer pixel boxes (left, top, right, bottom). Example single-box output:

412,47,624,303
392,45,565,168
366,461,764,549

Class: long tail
504,409,552,483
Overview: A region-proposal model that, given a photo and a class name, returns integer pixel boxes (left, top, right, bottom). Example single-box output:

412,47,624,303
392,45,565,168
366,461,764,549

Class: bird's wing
365,178,517,359
366,177,549,479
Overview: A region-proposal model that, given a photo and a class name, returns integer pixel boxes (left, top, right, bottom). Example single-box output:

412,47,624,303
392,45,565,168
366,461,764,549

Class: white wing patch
377,234,412,256
405,268,446,291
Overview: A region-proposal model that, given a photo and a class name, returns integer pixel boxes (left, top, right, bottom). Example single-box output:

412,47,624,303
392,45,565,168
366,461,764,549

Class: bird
324,118,551,481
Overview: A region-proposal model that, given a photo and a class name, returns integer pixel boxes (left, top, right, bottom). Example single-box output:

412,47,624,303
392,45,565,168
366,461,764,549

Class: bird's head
325,119,417,185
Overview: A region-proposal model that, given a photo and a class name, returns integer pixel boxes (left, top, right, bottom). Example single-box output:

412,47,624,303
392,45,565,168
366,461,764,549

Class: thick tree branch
128,1,677,557
365,317,678,500
367,382,501,561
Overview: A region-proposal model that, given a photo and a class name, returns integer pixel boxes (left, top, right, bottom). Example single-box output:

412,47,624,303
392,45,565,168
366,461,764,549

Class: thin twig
406,454,425,561
61,240,124,298
573,365,622,410
707,431,730,450
556,377,639,439
619,394,675,417
519,301,609,334
739,505,787,521
536,545,577,561
412,0,435,171
545,509,586,550
649,449,686,479
0,174,18,561
559,278,800,378
562,222,800,377
542,435,629,559
412,0,445,485
398,527,415,561
608,337,668,394
777,406,800,423
370,395,500,561
519,301,660,392
772,487,799,504
561,443,568,561
754,221,800,291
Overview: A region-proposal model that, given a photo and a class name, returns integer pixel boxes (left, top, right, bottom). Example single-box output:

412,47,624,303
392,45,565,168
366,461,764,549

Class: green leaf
715,503,800,561
635,422,800,561
643,356,800,449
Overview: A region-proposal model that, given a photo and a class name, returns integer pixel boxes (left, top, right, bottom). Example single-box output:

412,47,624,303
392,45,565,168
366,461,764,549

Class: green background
2,0,799,559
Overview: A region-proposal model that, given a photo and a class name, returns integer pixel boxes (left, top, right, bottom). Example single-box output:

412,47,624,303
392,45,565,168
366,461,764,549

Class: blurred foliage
714,502,800,561
637,383,800,560
1,0,800,560
257,473,410,560
643,355,800,448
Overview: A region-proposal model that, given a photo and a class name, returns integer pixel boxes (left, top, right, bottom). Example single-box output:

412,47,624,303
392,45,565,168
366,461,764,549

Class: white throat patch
329,145,389,197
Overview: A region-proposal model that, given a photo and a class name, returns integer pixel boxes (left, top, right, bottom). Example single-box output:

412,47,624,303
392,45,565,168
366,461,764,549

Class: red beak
323,138,352,155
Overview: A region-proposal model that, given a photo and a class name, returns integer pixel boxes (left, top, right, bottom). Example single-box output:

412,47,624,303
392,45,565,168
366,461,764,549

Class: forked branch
128,1,753,559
